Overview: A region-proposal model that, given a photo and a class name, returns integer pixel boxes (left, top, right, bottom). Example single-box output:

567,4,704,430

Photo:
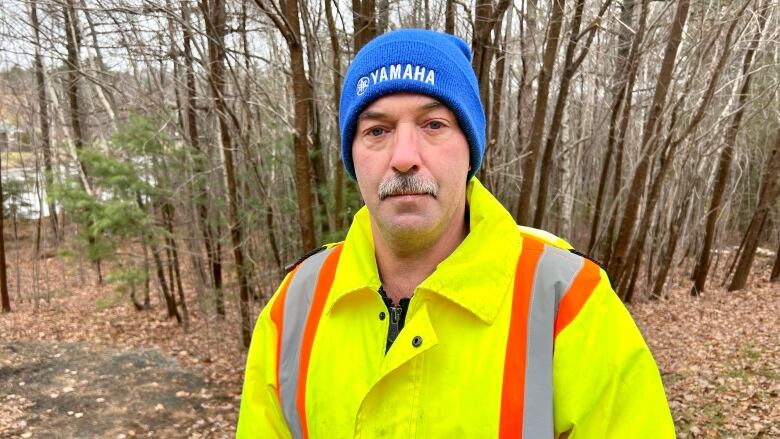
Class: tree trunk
253,0,318,251
533,0,607,228
136,193,179,321
728,126,780,291
376,0,389,34
30,0,59,239
609,0,690,284
618,5,744,294
513,0,537,214
79,0,118,129
601,72,638,262
266,205,283,270
325,0,346,231
203,0,252,347
352,0,377,52
516,0,566,225
445,0,455,34
592,0,648,260
287,0,317,250
471,0,511,112
62,0,90,188
181,1,224,315
0,133,10,313
691,3,768,295
151,238,181,323
162,202,190,329
771,238,780,283
479,19,508,187
170,3,205,304
134,233,152,311
300,1,332,234
651,194,691,300
62,0,103,285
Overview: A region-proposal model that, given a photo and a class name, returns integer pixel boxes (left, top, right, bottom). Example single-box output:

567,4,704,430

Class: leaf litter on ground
0,237,778,437
631,261,779,438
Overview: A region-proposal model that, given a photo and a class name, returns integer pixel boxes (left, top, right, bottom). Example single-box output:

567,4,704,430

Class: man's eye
428,121,444,129
368,127,386,136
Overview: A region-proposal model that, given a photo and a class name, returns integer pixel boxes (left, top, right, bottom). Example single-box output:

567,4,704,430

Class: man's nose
389,123,422,174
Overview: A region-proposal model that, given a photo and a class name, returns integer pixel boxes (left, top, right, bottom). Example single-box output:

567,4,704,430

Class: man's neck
371,211,468,304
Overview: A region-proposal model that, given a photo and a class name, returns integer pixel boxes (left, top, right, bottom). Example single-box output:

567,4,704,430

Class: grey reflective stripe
279,247,334,439
522,245,584,438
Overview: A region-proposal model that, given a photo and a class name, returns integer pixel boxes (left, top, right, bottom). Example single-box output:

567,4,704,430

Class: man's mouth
381,191,433,200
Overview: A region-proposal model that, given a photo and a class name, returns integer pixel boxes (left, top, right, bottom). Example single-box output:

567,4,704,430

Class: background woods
0,0,779,435
1,0,779,330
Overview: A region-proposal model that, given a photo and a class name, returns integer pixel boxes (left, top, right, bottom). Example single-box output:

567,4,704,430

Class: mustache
378,174,439,200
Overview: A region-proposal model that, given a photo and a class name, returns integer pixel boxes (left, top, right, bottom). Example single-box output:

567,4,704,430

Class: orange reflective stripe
500,236,544,438
554,259,601,339
295,244,343,439
270,267,299,402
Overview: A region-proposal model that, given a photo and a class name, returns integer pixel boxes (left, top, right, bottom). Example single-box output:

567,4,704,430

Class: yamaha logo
357,76,369,95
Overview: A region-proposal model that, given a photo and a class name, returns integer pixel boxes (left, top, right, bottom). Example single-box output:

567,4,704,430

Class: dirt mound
0,341,234,438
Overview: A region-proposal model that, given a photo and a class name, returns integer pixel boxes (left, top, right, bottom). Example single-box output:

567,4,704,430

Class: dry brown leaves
0,238,249,437
631,261,780,438
2,230,779,438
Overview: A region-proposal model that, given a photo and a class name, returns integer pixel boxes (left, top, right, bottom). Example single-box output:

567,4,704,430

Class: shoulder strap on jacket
518,225,608,277
271,244,343,439
568,248,607,273
499,229,602,438
284,245,328,274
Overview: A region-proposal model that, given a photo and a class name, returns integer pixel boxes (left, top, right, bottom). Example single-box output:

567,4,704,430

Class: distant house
0,121,21,151
0,121,20,134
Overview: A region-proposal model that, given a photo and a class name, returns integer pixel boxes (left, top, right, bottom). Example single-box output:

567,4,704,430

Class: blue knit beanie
340,29,486,181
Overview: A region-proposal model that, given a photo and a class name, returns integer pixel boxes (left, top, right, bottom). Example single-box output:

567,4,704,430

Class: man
237,29,675,438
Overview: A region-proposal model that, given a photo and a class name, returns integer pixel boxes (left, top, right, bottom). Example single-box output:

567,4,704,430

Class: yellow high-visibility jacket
237,179,675,438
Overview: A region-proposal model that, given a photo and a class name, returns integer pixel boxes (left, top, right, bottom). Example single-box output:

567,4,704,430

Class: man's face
352,93,470,244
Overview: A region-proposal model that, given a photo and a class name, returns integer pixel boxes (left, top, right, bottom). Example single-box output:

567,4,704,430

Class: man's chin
383,225,437,248
379,214,435,237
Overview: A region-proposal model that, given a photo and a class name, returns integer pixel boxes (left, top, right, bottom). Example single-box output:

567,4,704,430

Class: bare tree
618,1,750,299
0,132,10,313
771,239,780,283
691,0,769,296
728,126,780,291
445,0,455,34
516,0,567,225
202,0,253,346
608,0,691,286
180,0,224,315
353,0,378,51
62,0,91,192
325,0,346,230
471,0,511,108
533,0,609,228
588,0,647,256
253,0,317,251
30,0,59,239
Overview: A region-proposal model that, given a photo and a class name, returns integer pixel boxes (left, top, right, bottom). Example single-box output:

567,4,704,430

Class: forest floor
630,257,780,438
0,231,247,438
0,231,778,438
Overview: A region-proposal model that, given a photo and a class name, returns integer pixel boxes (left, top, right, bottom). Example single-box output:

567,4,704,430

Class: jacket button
412,336,423,347
379,312,386,320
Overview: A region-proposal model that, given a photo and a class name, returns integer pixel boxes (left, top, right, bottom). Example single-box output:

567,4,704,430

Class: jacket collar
325,179,521,325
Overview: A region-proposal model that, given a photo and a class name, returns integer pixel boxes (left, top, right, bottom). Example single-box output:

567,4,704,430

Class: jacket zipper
387,304,403,346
